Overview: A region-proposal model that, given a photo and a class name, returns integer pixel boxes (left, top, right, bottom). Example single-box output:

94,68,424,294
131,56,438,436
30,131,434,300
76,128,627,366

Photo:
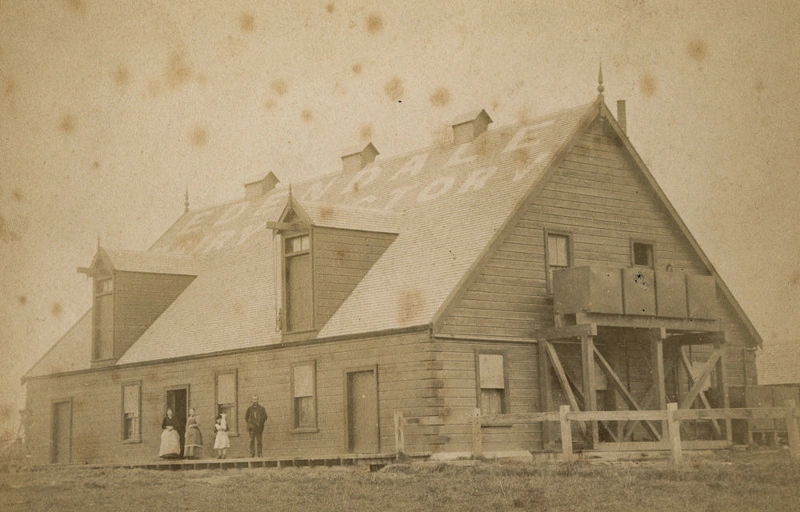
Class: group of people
158,395,269,460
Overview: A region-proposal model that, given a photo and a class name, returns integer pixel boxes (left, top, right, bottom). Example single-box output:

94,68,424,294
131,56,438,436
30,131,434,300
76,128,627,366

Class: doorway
51,400,72,464
346,369,378,453
165,387,188,457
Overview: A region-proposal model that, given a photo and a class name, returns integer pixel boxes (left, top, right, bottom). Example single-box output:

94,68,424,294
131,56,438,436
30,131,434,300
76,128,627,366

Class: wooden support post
559,405,573,461
472,409,483,459
667,403,683,465
714,341,732,443
786,400,800,461
538,341,553,449
393,411,405,460
581,334,599,447
650,328,667,439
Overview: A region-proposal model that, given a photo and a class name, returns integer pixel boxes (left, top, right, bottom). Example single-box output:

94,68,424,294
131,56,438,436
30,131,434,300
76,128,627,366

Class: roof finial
288,182,293,200
97,233,101,248
597,59,605,97
184,187,190,214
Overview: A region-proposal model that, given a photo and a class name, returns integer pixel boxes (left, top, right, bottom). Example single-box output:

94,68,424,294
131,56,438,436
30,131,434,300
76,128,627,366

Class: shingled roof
28,96,760,377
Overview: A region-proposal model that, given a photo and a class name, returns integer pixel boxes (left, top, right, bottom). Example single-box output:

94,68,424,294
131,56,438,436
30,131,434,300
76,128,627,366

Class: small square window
286,235,310,254
633,242,654,267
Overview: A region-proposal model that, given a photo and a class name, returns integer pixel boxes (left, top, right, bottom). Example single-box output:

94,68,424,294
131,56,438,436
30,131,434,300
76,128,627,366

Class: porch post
581,334,599,447
538,340,553,449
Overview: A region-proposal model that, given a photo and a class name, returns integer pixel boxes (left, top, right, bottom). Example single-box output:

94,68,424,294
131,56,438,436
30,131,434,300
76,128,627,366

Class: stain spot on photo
789,270,800,287
63,0,86,14
112,66,130,88
12,188,23,201
91,160,100,169
271,79,289,96
639,73,657,98
398,289,424,324
384,77,404,101
365,13,384,34
326,3,335,14
351,62,363,74
59,114,77,134
301,109,313,122
18,295,27,305
320,205,335,222
3,77,16,97
0,405,11,423
754,79,765,93
264,99,277,111
190,127,207,147
687,39,707,62
359,125,373,142
0,215,21,242
240,12,255,32
166,52,192,89
51,302,63,316
430,87,451,107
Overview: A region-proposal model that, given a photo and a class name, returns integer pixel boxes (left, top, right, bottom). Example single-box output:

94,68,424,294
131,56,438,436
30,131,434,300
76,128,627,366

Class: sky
1,0,799,436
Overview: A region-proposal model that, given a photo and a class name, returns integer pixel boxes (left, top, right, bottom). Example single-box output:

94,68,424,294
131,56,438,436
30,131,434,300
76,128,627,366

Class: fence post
785,400,799,461
394,411,405,460
667,402,683,465
559,405,573,461
471,409,483,459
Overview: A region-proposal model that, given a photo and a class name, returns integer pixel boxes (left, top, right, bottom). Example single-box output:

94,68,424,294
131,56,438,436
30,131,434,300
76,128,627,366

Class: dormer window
283,233,313,333
93,276,114,361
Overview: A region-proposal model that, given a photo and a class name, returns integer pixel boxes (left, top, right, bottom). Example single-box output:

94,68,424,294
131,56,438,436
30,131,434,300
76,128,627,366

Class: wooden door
347,370,378,453
51,400,72,464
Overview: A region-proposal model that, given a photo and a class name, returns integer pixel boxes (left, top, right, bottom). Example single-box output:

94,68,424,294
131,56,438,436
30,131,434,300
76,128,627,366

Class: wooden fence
394,401,800,465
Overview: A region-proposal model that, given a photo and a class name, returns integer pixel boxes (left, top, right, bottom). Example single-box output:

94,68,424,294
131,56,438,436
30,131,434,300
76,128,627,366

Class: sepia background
1,0,798,437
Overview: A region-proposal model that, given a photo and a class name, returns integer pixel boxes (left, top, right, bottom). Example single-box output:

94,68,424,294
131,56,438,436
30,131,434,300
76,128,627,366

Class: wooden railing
469,400,800,464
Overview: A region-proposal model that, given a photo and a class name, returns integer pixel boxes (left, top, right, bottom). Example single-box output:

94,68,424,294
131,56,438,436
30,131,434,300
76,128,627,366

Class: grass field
1,450,798,511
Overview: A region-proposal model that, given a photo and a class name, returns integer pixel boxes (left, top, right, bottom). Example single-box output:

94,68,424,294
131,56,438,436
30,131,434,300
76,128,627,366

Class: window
121,382,141,442
477,353,506,415
93,276,114,361
284,234,313,332
632,241,654,268
545,231,572,294
292,361,317,430
216,370,238,435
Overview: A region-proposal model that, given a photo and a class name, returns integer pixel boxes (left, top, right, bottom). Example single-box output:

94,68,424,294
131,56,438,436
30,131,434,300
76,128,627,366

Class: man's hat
252,395,259,401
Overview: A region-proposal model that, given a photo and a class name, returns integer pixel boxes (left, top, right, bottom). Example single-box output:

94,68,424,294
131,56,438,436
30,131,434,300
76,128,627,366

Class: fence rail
394,400,800,465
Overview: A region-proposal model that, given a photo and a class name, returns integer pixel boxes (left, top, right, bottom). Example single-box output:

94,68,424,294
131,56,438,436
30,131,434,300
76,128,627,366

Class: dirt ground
1,450,799,512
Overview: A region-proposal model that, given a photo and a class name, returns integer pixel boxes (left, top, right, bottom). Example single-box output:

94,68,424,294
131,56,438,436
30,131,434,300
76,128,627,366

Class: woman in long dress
184,408,203,459
159,408,182,459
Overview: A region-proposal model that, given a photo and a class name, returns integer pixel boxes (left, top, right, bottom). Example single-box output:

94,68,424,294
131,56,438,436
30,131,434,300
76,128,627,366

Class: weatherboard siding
312,227,397,330
112,271,195,359
25,330,446,465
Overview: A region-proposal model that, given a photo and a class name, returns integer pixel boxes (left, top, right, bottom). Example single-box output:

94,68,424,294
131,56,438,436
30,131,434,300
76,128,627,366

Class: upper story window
283,234,314,333
632,241,655,268
93,276,114,361
545,231,572,294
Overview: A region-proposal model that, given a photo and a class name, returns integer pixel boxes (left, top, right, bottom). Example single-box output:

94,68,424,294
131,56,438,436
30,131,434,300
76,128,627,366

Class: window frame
630,239,656,269
544,228,573,295
215,369,239,436
475,350,509,415
92,274,115,362
282,231,316,334
120,381,142,443
290,360,318,433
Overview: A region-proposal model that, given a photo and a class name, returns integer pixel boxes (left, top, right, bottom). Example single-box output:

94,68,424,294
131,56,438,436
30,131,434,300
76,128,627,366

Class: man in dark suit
245,395,268,457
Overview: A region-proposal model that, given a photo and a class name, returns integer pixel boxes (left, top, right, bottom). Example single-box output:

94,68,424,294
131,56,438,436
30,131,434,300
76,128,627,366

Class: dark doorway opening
166,387,188,458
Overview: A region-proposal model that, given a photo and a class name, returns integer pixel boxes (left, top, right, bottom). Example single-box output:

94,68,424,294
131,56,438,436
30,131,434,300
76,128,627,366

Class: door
51,400,72,464
165,387,188,457
346,369,378,453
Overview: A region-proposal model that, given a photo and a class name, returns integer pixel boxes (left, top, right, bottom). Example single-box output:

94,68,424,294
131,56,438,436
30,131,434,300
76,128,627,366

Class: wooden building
23,87,761,465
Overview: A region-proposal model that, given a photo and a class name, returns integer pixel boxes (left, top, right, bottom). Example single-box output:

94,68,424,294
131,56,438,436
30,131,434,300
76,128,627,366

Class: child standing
213,413,230,459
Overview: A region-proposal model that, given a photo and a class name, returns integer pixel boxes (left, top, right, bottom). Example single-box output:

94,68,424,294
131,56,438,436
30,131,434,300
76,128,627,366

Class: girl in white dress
213,413,230,459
